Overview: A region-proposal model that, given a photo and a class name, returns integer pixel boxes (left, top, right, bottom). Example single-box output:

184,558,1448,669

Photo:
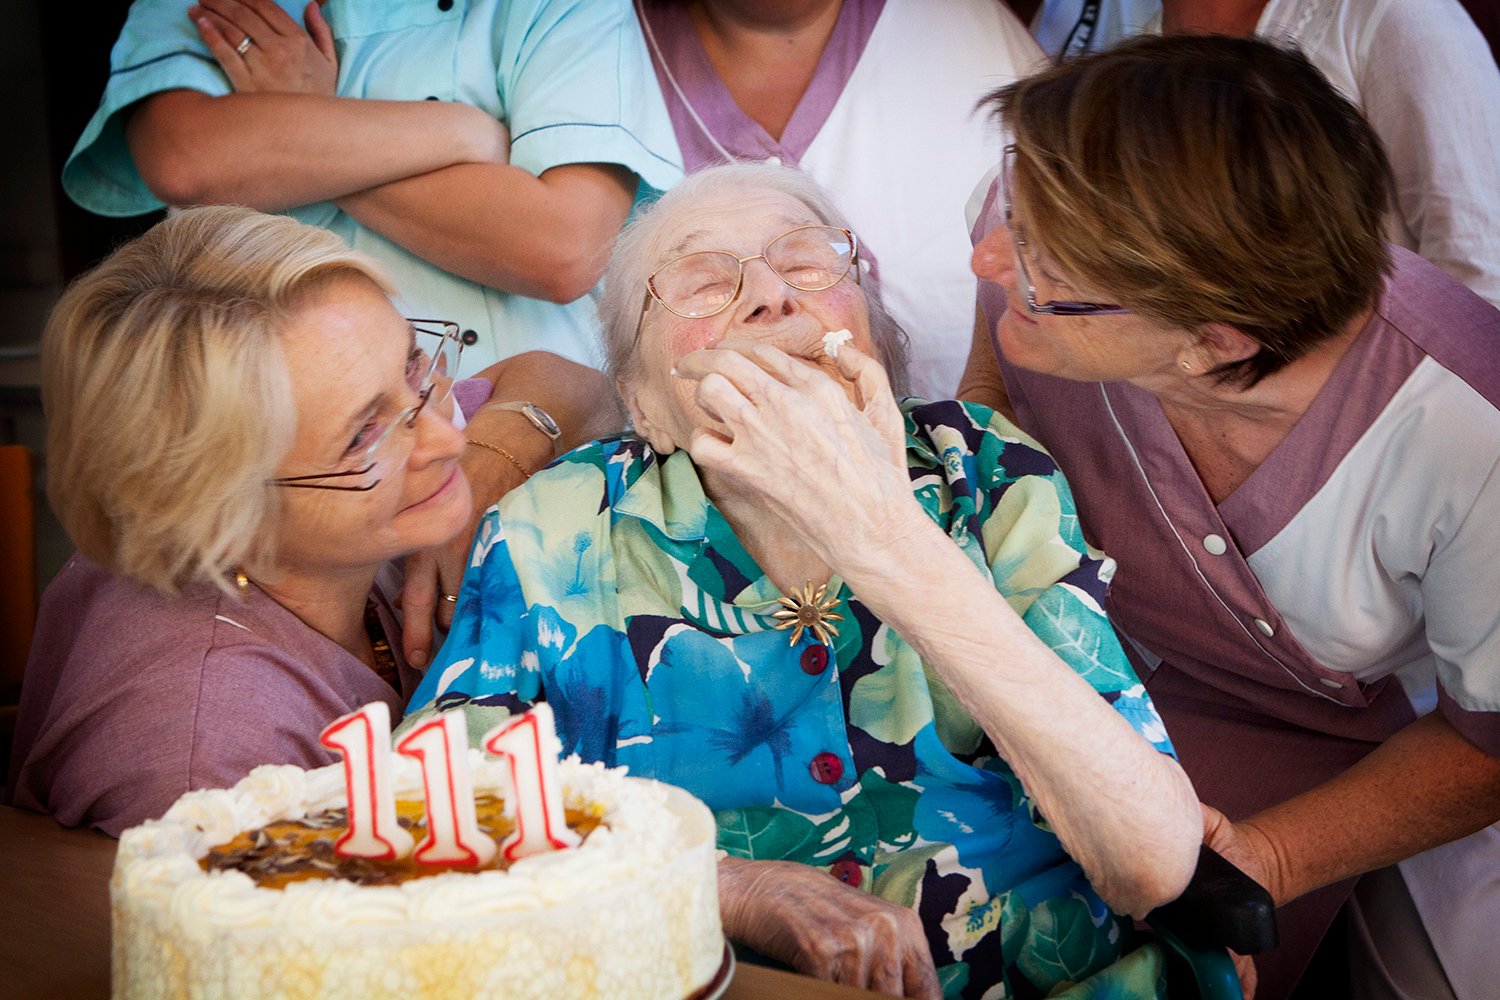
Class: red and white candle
319,702,414,860
395,712,498,867
482,702,581,862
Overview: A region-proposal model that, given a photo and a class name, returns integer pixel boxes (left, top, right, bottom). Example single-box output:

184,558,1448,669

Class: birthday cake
110,722,724,999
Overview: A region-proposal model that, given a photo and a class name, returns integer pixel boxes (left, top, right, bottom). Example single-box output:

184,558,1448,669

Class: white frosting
821,328,853,358
112,754,723,999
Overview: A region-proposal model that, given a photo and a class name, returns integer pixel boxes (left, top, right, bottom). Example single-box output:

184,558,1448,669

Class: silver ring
235,35,255,56
441,593,459,604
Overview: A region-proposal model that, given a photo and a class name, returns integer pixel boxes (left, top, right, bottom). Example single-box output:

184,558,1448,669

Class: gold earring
234,569,250,592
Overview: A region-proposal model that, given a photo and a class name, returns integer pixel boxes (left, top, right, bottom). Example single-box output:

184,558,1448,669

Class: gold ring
235,35,255,56
441,593,459,603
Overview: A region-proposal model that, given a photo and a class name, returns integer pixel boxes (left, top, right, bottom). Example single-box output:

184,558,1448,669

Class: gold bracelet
465,438,534,479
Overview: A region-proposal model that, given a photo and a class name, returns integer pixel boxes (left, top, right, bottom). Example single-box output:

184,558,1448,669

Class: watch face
526,404,561,438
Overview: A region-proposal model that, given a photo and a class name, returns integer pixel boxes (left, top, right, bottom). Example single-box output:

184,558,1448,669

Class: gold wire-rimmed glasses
270,319,463,493
1001,145,1132,317
636,224,859,336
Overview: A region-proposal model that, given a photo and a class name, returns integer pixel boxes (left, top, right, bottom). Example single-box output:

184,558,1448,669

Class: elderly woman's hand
191,0,337,96
718,857,942,999
675,340,924,576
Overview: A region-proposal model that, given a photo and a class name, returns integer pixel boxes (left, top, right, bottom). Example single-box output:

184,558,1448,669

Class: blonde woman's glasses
271,319,463,492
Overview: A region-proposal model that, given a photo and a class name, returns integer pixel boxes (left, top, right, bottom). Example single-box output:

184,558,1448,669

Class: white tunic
640,0,1047,400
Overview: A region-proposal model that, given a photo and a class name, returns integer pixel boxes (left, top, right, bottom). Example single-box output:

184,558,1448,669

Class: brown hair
987,34,1392,386
42,205,391,595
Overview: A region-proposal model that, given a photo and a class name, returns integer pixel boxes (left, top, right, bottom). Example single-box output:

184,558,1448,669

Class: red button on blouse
809,752,844,785
799,644,829,674
829,859,863,888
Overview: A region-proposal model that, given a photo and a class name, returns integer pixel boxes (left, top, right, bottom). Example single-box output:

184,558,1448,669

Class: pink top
973,180,1500,993
6,556,419,836
635,0,885,172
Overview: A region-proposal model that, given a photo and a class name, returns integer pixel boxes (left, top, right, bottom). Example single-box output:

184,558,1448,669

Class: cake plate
688,941,735,1000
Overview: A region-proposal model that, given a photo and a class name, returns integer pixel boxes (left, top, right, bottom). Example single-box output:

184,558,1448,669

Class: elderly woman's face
626,190,876,452
271,277,471,575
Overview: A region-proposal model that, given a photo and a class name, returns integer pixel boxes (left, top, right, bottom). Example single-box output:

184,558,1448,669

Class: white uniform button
1253,618,1275,637
1203,534,1227,555
1319,677,1345,689
764,155,782,166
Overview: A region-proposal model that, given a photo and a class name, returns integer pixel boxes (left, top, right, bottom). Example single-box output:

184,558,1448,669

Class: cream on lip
821,328,853,358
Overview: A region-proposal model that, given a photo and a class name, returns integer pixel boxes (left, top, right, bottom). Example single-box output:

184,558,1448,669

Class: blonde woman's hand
191,0,337,96
718,858,942,999
674,340,920,575
400,447,529,668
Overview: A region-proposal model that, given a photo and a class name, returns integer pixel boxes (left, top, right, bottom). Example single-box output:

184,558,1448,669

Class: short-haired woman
963,35,1500,999
7,206,610,836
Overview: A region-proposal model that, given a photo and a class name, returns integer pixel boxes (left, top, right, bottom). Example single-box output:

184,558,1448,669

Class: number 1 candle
319,702,414,860
396,712,499,867
482,702,581,862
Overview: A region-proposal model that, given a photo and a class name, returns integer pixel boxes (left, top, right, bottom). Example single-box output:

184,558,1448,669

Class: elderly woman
962,36,1500,1000
404,163,1200,998
6,206,612,836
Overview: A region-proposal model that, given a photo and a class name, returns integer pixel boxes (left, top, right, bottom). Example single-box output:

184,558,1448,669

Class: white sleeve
1358,0,1500,309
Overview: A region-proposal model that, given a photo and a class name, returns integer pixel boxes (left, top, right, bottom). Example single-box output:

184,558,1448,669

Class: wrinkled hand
191,0,336,95
673,341,918,574
719,858,941,999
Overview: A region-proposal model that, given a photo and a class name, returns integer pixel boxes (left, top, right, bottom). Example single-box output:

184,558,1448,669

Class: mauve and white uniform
975,165,1500,999
637,0,1046,401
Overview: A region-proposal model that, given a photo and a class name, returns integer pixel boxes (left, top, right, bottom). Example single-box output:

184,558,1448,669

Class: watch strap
490,400,562,443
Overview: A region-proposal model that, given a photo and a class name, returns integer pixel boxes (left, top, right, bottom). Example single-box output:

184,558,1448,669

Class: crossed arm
124,0,636,301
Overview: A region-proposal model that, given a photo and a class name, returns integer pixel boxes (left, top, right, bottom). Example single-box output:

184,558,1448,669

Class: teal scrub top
64,0,685,370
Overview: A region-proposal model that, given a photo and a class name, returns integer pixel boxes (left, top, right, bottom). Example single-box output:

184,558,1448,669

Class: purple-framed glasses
1002,144,1132,317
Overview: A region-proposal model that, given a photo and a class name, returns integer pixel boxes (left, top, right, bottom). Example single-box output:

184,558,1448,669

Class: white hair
599,163,910,394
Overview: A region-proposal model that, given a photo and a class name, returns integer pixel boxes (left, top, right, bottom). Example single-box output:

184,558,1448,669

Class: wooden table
0,806,881,1000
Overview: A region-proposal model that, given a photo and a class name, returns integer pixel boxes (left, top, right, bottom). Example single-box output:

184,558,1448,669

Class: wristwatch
490,400,562,449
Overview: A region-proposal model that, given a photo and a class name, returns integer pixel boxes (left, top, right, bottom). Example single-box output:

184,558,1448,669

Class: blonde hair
42,205,392,595
987,34,1392,386
600,163,910,394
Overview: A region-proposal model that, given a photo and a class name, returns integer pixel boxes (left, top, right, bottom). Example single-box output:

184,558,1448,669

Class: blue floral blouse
405,399,1174,999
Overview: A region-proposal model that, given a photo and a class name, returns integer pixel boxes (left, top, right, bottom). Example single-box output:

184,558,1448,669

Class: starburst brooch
773,581,844,646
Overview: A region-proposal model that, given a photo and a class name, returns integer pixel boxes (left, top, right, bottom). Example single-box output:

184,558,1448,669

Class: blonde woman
7,206,612,836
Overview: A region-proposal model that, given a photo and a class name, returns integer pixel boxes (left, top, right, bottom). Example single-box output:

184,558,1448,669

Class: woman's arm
400,353,624,668
335,162,637,303
125,90,508,212
1205,712,1500,906
956,302,1015,418
833,504,1200,917
676,341,1201,917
